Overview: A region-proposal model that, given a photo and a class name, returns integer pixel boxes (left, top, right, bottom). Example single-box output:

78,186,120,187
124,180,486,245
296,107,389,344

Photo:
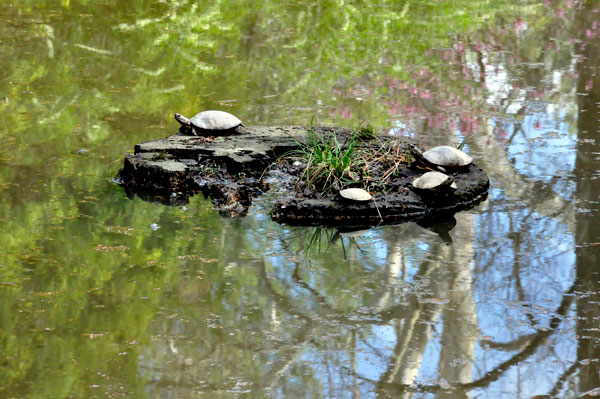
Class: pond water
1,1,599,398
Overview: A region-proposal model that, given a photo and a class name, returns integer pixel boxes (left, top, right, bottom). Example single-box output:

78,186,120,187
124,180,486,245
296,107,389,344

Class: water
1,1,599,398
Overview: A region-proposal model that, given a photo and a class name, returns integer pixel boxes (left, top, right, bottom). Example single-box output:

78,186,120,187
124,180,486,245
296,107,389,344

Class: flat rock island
115,126,489,226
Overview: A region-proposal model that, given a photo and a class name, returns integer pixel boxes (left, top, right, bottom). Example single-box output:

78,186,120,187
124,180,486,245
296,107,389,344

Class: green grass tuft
295,126,360,192
356,121,377,140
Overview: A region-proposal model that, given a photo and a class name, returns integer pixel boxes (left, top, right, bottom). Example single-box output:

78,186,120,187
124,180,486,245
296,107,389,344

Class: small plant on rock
152,151,169,161
356,121,377,140
292,124,361,192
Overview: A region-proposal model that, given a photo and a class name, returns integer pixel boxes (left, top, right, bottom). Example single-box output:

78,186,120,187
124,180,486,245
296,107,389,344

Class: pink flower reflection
514,17,526,32
329,104,354,119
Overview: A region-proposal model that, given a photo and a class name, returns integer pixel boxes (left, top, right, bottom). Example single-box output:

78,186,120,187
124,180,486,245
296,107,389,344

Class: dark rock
115,126,489,226
270,166,488,227
116,152,195,193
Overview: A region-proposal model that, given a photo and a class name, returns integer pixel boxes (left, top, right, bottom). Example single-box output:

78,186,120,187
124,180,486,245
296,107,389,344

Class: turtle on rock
175,110,243,136
339,188,372,202
409,144,472,172
411,171,457,194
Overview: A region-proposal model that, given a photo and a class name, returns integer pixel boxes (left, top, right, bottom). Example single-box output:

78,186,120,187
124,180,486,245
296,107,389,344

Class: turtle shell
421,146,472,167
188,110,243,131
339,188,372,202
412,171,456,191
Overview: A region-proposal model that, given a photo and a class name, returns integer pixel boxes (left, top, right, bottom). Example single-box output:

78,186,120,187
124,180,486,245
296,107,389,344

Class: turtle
411,171,457,194
409,144,472,172
339,188,372,202
174,110,243,136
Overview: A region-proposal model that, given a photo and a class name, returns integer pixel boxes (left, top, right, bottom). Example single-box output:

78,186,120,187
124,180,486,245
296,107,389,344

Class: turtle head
407,144,425,164
407,143,422,155
174,113,191,126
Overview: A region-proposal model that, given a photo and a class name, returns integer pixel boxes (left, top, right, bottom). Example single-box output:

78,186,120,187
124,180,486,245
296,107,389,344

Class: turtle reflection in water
175,110,243,136
417,215,457,244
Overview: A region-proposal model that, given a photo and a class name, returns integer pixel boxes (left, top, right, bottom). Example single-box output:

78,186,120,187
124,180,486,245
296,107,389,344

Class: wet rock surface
115,126,489,225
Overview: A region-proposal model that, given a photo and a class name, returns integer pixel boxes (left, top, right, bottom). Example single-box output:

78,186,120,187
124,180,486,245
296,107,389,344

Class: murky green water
1,1,599,397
